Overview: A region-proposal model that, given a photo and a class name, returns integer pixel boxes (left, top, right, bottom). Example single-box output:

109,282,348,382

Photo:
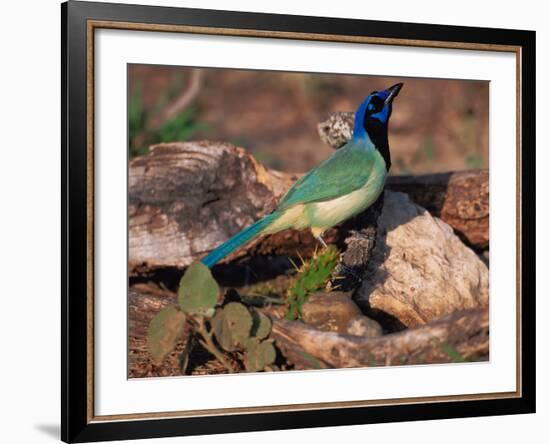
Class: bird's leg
315,235,328,249
311,227,328,249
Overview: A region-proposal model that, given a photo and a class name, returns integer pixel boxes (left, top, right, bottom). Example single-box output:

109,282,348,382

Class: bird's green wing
278,144,383,210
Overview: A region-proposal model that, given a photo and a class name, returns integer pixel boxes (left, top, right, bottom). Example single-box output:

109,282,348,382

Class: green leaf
147,306,187,365
244,340,277,372
211,302,253,352
178,262,219,315
250,311,271,340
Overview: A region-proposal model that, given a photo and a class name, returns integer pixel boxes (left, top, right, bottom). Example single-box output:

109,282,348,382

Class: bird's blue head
352,83,403,170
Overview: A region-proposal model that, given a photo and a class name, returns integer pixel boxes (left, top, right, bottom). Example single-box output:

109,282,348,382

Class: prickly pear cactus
211,302,253,352
150,261,279,373
147,306,187,365
177,262,219,316
244,340,277,372
211,301,276,372
250,311,272,340
285,246,340,320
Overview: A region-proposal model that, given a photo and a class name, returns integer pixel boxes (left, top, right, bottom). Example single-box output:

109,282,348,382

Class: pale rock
355,191,489,327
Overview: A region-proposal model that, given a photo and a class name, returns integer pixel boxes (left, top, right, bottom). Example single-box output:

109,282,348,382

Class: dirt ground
129,65,488,175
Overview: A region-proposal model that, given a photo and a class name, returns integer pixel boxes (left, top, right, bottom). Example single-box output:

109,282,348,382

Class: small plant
285,246,340,320
147,262,276,374
211,303,276,372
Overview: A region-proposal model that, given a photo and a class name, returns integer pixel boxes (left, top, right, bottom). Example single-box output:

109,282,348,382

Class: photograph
127,65,490,378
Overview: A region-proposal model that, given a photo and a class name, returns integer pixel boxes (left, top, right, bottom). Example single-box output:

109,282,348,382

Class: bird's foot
315,235,328,249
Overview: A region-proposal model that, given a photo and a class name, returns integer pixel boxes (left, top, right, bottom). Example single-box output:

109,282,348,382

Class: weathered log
129,142,489,273
271,308,489,369
129,141,295,273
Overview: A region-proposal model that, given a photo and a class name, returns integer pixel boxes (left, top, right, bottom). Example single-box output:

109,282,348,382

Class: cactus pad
211,302,253,352
251,311,272,340
285,246,340,320
244,340,277,372
178,262,219,316
147,306,187,365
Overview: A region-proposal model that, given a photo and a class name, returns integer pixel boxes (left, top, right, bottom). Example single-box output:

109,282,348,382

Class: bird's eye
368,96,384,114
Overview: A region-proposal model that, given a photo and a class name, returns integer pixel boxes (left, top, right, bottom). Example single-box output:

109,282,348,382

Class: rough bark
129,141,296,273
330,193,383,292
271,308,488,369
129,141,489,273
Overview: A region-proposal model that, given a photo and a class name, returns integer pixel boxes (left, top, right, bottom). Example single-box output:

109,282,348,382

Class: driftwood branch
271,308,488,369
129,142,489,273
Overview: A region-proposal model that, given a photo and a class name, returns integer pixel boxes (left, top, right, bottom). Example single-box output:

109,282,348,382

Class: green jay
201,83,403,268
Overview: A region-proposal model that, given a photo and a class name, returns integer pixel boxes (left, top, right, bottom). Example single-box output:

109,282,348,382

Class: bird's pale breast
307,149,387,231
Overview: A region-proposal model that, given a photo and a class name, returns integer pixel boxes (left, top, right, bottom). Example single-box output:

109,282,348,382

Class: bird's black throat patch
363,114,392,171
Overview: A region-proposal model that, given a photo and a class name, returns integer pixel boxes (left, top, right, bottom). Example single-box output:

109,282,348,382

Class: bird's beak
383,83,404,105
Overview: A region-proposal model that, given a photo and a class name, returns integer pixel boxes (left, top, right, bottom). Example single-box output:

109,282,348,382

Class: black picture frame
62,1,536,442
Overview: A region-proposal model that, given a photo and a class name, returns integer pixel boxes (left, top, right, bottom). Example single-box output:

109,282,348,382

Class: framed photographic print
62,0,535,442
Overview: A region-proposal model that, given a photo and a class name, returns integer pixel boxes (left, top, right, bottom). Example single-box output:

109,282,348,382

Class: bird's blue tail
201,212,277,268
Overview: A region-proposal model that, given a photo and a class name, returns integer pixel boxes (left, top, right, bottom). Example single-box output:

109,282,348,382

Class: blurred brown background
128,65,488,175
